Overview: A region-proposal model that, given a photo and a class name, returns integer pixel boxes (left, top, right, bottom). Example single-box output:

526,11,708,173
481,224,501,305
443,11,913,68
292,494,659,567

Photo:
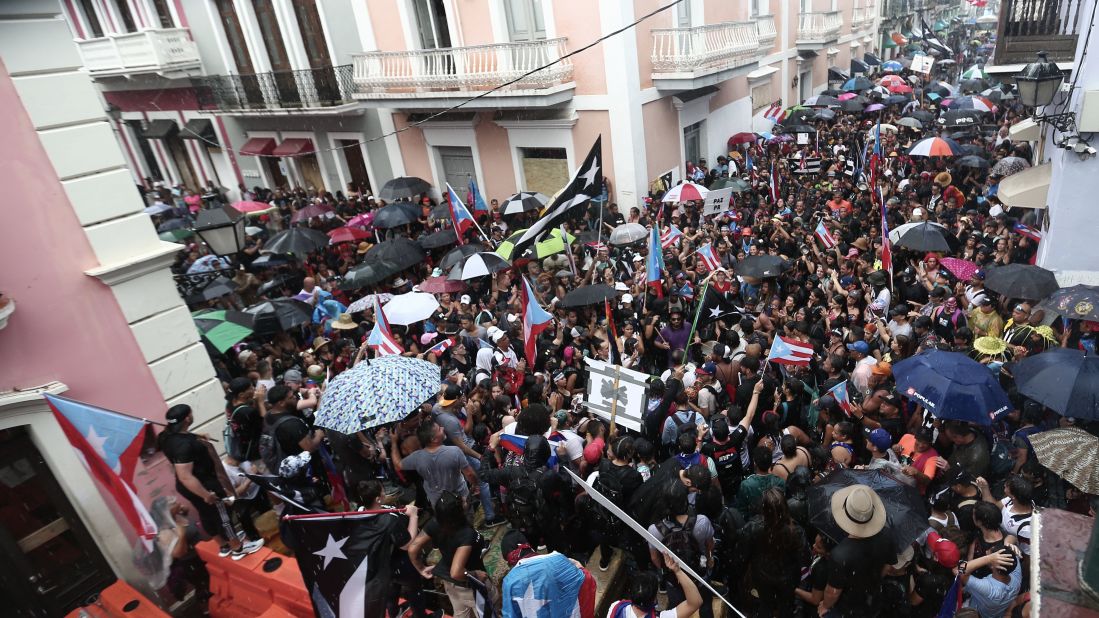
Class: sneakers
218,544,232,558
230,538,265,560
482,516,506,528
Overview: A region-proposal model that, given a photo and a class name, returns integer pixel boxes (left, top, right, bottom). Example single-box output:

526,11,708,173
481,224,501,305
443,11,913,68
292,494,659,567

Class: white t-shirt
223,459,260,499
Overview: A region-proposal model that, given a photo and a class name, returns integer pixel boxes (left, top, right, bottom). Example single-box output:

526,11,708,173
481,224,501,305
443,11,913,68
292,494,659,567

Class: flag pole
608,365,621,438
685,281,710,357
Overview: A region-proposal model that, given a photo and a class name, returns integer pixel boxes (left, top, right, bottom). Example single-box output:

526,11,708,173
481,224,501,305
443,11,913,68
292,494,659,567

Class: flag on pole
769,162,780,203
447,183,476,244
367,296,403,356
696,243,721,271
468,178,489,214
499,432,566,469
561,224,578,276
521,276,553,364
827,380,855,417
814,220,838,249
936,575,963,617
879,187,893,285
697,286,741,325
605,299,621,365
426,336,456,356
660,224,684,249
766,336,814,366
316,444,349,510
43,394,157,546
1013,223,1042,242
646,227,665,298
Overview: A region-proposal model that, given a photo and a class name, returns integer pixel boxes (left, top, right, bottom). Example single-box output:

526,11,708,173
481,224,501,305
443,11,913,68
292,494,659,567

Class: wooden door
338,140,372,195
291,0,340,104
213,0,263,107
298,154,325,192
250,0,299,105
264,158,289,190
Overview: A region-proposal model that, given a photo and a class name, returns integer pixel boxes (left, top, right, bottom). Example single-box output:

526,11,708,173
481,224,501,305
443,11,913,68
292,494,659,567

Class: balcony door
251,0,300,106
213,0,264,107
412,0,454,78
437,146,476,195
504,0,546,41
676,1,692,27
291,0,341,105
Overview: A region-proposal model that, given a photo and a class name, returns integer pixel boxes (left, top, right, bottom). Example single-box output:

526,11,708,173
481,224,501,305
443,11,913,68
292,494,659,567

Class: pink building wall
392,114,435,183
368,0,409,51
473,114,517,199
634,0,664,91
573,111,613,192
456,1,494,45
642,99,681,181
0,61,169,421
557,0,606,95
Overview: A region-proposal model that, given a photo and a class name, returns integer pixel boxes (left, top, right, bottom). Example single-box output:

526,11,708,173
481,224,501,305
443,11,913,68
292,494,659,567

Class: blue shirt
964,562,1021,618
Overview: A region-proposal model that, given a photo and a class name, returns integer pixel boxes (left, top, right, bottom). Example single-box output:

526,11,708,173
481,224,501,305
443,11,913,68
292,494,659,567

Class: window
150,0,175,28
76,0,104,37
799,69,813,101
412,0,452,49
504,0,546,41
751,83,772,112
683,121,703,165
519,148,567,196
751,0,761,17
677,1,691,27
115,0,137,32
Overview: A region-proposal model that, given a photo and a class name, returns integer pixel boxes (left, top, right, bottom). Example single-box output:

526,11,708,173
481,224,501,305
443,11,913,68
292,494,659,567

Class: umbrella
905,109,936,123
257,274,295,297
448,252,512,280
430,203,451,220
786,109,817,125
440,243,486,271
710,177,751,192
908,137,959,157
497,228,575,260
776,123,816,134
373,202,421,229
418,228,458,249
500,192,549,215
245,226,265,237
814,108,837,121
728,132,760,147
327,226,372,245
737,255,786,278
887,83,913,94
896,117,923,129
879,75,906,88
346,212,375,229
157,218,188,232
185,276,238,304
940,257,979,281
961,64,989,80
893,349,1012,424
1029,427,1099,493
864,52,882,65
889,220,955,252
559,284,617,308
382,292,440,325
192,309,255,353
809,469,928,547
340,260,404,290
956,155,990,169
1012,349,1099,420
837,92,858,101
364,237,426,271
187,254,231,274
939,109,985,128
265,228,329,255
864,103,886,113
1039,285,1099,321
378,177,432,201
842,76,873,91
662,182,710,203
232,200,275,214
803,95,840,107
159,229,194,242
840,100,866,113
990,156,1030,177
244,298,313,333
984,264,1059,300
926,81,955,98
946,95,996,113
609,223,648,246
144,203,173,215
346,293,393,314
881,60,904,73
251,253,297,269
958,144,986,157
418,276,467,294
314,356,443,434
291,202,335,223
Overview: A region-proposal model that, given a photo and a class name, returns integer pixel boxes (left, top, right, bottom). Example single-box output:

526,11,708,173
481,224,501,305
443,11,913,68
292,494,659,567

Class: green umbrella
159,229,194,242
961,65,989,80
496,228,576,260
710,177,751,192
192,309,254,353
884,38,898,48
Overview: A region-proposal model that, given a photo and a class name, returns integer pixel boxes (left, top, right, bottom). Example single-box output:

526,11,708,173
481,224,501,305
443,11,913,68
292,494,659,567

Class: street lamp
193,205,246,257
1015,51,1064,109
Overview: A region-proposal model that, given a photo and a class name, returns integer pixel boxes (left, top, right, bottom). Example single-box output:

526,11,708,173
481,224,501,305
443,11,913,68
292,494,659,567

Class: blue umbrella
843,76,873,92
313,355,442,433
893,350,1012,425
881,60,904,73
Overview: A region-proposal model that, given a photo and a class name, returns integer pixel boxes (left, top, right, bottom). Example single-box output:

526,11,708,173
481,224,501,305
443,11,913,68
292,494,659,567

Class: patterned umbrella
940,257,979,281
880,74,906,88
1038,285,1099,321
346,293,393,314
990,156,1031,177
961,64,989,80
947,95,996,113
496,228,575,260
500,192,550,215
418,276,467,294
192,309,255,353
1029,427,1099,494
448,252,512,280
908,137,959,157
346,212,375,229
314,355,443,434
881,60,904,73
662,182,710,203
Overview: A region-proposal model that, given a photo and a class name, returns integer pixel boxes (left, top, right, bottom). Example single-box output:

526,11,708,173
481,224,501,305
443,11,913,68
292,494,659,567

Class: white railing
756,15,777,47
797,11,844,43
852,7,868,27
353,38,572,93
75,28,201,76
651,21,760,74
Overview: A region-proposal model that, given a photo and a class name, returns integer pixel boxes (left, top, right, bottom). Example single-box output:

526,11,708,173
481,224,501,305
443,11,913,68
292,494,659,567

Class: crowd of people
149,29,1099,618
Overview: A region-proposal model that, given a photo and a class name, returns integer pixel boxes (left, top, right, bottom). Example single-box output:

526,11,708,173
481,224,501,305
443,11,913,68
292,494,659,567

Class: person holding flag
447,183,486,245
814,220,838,249
367,296,403,356
521,276,553,364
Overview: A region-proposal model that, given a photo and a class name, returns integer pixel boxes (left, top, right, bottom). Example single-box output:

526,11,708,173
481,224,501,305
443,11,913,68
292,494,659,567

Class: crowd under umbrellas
143,20,1099,618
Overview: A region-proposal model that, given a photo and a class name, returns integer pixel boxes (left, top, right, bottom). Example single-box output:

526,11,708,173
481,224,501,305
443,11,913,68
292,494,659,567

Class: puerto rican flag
426,336,456,356
766,335,814,366
447,183,476,244
367,295,403,356
468,178,489,214
769,162,780,203
814,220,837,249
879,187,893,284
762,102,786,123
521,276,553,364
647,227,666,299
500,432,566,468
1013,223,1042,242
660,224,684,249
828,380,855,417
697,242,721,271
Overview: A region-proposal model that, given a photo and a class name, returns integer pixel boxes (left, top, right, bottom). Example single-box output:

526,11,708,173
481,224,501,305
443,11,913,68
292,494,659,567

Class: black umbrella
814,108,837,121
1039,285,1099,321
884,94,910,106
251,253,297,269
956,155,990,169
840,100,866,113
430,203,451,219
340,260,404,290
905,109,936,123
245,298,313,333
939,109,984,128
786,109,817,125
843,76,873,92
439,243,486,271
984,264,1060,300
500,192,549,215
809,469,928,547
889,221,956,252
559,284,618,308
378,176,431,201
737,255,785,278
777,123,816,134
186,276,238,304
364,237,425,271
828,67,850,82
257,274,296,297
158,218,188,232
418,228,458,249
958,144,986,157
1012,348,1099,420
863,52,883,66
960,77,988,92
373,203,421,229
264,228,329,255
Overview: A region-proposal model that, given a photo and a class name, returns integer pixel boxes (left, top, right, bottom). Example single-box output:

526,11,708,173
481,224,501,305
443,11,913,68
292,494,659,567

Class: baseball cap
697,361,717,375
846,340,870,354
460,294,472,304
283,369,303,384
228,376,253,395
440,384,463,406
868,428,893,452
927,532,961,568
971,269,986,280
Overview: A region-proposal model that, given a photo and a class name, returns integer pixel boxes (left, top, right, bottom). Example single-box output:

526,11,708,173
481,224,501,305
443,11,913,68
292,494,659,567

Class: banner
911,55,935,74
702,187,734,217
582,358,649,432
796,133,810,145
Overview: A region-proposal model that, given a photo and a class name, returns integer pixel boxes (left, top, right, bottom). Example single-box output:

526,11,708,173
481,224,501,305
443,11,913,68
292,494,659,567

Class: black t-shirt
827,531,897,612
601,460,644,506
227,404,262,460
423,520,484,581
702,426,748,496
267,412,311,456
161,432,221,493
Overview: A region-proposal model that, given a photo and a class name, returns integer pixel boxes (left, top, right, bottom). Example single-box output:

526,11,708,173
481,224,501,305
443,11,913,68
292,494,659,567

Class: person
648,483,715,618
898,427,939,493
225,376,266,463
742,487,808,618
407,491,488,618
391,418,478,507
158,405,264,560
263,384,326,468
499,530,596,618
735,445,785,518
480,433,559,549
817,484,897,616
608,552,702,618
958,548,1022,617
435,384,504,527
353,480,420,618
153,495,212,614
585,436,643,570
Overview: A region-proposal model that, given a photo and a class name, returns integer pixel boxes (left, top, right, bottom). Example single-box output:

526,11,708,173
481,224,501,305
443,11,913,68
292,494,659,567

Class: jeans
466,455,495,521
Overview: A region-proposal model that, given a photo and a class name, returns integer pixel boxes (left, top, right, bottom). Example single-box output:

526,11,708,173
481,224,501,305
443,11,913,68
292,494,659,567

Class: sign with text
702,187,734,217
911,55,934,74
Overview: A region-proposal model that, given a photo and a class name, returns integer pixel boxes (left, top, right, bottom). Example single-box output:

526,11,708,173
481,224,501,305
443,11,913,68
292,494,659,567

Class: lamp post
193,204,246,257
1015,51,1077,134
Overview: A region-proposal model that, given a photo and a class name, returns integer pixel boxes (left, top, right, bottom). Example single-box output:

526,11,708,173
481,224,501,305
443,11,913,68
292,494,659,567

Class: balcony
75,28,202,79
883,0,912,21
351,38,574,109
797,12,844,50
650,21,761,91
193,65,356,114
756,15,777,48
852,7,875,29
992,0,1082,66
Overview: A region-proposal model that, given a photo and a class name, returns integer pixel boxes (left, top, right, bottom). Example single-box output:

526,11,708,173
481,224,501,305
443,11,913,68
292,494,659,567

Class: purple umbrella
768,133,794,142
864,103,885,113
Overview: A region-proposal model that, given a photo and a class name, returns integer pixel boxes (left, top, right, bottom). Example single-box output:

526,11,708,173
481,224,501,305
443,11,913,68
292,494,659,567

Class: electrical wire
178,0,687,158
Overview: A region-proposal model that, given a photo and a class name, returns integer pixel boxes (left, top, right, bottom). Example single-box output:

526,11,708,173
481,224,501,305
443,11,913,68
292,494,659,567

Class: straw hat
973,336,1008,357
311,336,331,353
356,241,371,255
330,314,358,330
935,171,953,187
830,484,887,537
852,237,870,251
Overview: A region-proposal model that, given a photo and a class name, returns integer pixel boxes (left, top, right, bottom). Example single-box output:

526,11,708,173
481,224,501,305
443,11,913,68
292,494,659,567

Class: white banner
582,358,648,432
796,133,810,145
702,187,734,218
911,55,934,74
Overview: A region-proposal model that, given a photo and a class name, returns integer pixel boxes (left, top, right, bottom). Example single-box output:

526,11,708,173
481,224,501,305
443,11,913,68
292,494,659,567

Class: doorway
0,427,116,617
165,136,200,191
799,68,813,101
297,154,326,192
213,0,264,107
437,146,476,193
264,157,289,190
291,0,340,104
251,0,299,105
338,140,372,195
683,121,703,166
504,0,546,41
411,0,454,77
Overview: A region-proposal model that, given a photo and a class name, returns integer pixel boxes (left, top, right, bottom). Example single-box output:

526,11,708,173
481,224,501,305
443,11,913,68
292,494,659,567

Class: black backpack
673,411,699,439
259,414,297,474
223,404,251,461
657,514,701,570
590,461,625,531
507,468,546,531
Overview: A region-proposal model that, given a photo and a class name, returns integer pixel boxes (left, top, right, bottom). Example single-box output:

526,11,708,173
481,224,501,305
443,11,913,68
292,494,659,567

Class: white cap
911,207,924,221
621,293,634,304
615,281,629,291
460,294,472,304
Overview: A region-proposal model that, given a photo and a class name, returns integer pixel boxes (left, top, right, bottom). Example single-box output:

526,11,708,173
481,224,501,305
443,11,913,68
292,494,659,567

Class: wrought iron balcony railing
193,64,355,112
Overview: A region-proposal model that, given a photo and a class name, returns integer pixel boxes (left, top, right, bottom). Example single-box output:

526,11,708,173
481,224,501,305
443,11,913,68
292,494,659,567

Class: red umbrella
880,75,906,88
419,276,467,294
728,132,759,147
232,200,274,213
346,212,375,229
888,83,913,94
941,257,979,281
328,227,372,245
291,202,335,223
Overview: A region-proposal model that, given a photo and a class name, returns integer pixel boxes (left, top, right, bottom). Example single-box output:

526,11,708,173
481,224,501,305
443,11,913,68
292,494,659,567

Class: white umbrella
382,292,439,325
662,182,709,203
448,252,512,280
609,223,648,246
144,202,173,215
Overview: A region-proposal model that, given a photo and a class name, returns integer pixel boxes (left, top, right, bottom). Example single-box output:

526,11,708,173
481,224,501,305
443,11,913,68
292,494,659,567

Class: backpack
590,462,625,531
259,414,298,474
506,468,545,531
657,514,701,570
703,385,732,413
223,404,250,462
988,437,1014,478
670,411,698,441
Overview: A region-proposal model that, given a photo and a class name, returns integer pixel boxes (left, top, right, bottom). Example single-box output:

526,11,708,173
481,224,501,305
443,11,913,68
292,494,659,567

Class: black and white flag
788,156,822,174
286,510,410,618
508,137,602,259
698,286,743,326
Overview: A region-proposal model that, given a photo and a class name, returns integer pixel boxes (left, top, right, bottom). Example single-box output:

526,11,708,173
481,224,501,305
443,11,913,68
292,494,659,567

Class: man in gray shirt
391,417,476,506
433,385,503,526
